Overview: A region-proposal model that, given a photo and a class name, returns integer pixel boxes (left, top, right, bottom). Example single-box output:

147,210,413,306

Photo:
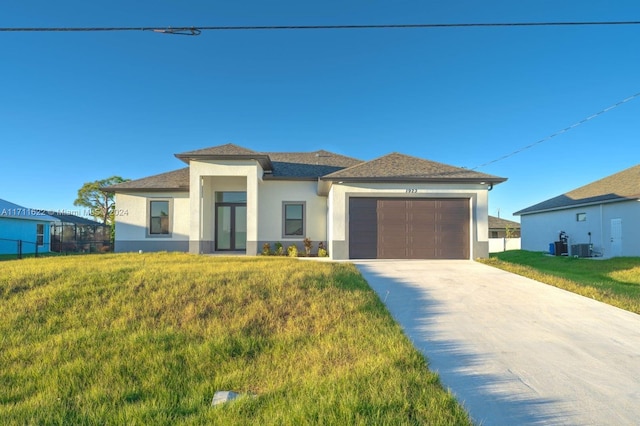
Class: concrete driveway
355,260,640,426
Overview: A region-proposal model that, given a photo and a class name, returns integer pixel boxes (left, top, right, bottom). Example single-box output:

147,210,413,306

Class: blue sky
2,1,639,222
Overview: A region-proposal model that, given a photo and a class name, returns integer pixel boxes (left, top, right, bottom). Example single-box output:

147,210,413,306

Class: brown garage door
349,198,469,259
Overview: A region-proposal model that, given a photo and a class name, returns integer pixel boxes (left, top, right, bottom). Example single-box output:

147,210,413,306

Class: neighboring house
105,143,506,260
488,215,521,238
48,213,111,253
514,164,640,258
488,215,521,253
0,198,56,255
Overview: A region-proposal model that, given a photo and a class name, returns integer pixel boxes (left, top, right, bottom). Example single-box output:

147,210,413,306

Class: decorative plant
262,242,272,256
318,241,328,258
287,244,298,258
275,242,284,256
303,237,312,256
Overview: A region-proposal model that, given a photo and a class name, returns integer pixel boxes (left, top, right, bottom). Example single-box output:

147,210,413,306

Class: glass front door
216,204,247,251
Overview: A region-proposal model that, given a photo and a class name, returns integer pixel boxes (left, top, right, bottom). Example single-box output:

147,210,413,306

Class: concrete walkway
355,260,640,426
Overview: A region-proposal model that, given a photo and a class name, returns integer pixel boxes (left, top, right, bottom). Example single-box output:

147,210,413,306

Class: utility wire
2,20,640,35
470,91,640,170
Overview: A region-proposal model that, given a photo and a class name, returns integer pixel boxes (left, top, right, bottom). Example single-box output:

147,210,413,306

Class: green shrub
287,244,298,257
275,242,284,256
262,242,272,256
318,242,328,257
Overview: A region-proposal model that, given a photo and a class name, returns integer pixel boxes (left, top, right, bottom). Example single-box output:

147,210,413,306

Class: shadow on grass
355,262,572,426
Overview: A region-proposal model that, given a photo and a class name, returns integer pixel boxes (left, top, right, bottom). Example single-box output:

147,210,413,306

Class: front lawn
480,250,640,315
0,253,470,425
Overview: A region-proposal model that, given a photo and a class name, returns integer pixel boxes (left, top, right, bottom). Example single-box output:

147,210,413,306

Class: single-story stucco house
105,143,506,260
0,198,56,255
514,164,640,258
488,215,521,238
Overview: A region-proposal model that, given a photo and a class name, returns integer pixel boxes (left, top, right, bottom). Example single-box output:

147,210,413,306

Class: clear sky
2,1,639,222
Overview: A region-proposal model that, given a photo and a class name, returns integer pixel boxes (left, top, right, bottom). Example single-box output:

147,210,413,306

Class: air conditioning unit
571,243,592,258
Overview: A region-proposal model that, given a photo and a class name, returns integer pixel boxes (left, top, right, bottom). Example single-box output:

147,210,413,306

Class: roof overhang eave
515,196,639,216
262,175,317,181
103,187,190,193
174,153,273,170
320,176,507,184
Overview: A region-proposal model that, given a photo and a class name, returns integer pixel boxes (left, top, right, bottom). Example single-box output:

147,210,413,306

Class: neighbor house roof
488,215,520,229
321,152,507,183
103,168,190,192
0,198,57,222
514,164,640,216
48,213,106,226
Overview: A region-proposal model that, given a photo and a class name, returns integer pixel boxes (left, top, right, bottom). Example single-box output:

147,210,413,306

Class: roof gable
174,143,273,169
515,164,640,215
176,143,259,157
322,152,506,182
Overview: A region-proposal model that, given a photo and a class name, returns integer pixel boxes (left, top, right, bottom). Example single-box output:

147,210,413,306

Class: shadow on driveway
357,261,590,426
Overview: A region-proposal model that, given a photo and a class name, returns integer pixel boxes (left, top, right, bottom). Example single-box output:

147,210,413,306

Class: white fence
489,237,521,253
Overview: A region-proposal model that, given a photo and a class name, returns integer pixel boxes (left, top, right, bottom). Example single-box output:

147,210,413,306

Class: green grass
0,253,469,425
480,250,640,314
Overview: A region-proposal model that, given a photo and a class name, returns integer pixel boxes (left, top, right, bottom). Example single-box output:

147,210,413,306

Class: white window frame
36,223,45,246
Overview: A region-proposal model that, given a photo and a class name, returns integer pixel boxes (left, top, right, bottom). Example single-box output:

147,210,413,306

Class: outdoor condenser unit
571,243,592,258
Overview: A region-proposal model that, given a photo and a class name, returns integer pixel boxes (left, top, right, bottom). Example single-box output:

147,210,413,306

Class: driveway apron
355,260,640,426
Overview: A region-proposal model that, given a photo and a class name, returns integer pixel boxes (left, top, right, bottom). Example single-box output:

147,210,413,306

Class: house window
215,192,247,203
36,223,44,246
149,200,170,235
283,202,305,237
576,213,587,222
490,231,499,238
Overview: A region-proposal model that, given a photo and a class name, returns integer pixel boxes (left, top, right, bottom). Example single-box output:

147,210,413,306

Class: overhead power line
1,20,640,35
470,91,640,170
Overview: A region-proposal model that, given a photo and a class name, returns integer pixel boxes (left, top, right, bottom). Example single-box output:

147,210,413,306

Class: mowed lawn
0,253,470,425
481,250,640,315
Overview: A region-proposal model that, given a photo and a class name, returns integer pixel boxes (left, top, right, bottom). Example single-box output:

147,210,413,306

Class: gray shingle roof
322,152,506,182
106,144,508,191
266,150,362,179
174,143,273,169
488,215,520,229
177,143,259,156
515,164,640,215
104,168,190,192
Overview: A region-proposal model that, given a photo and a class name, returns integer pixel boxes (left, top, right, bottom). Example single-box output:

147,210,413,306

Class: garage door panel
349,199,377,259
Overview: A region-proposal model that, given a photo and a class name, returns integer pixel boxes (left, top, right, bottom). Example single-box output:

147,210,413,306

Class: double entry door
216,204,247,251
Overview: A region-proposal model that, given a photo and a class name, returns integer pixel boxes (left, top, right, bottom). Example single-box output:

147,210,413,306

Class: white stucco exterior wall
519,199,640,258
114,191,190,252
188,160,262,254
257,180,327,245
